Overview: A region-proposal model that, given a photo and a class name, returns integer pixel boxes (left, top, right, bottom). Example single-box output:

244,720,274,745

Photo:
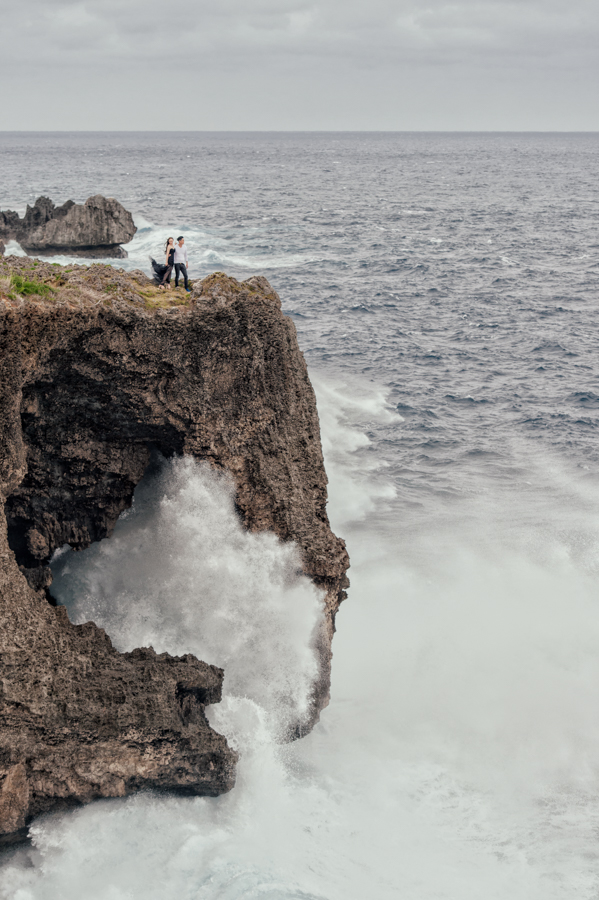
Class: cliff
0,257,349,843
0,196,136,258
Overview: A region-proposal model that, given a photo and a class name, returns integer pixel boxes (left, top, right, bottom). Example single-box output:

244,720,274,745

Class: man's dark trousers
174,263,189,289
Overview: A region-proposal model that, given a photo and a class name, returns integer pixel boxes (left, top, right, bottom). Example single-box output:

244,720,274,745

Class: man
173,236,190,291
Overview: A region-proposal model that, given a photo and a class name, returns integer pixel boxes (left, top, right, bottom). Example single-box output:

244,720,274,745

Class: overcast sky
2,0,598,130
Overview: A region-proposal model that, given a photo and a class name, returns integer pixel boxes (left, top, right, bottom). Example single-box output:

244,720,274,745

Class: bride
158,237,175,290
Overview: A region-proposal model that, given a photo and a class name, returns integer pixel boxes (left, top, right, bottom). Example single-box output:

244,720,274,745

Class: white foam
2,240,27,257
5,381,599,899
131,213,154,232
3,220,318,277
198,248,322,271
311,374,398,532
50,458,323,740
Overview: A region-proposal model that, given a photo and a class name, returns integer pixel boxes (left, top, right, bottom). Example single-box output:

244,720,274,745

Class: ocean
2,131,599,898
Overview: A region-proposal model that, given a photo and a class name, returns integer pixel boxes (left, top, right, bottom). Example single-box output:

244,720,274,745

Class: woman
159,237,175,289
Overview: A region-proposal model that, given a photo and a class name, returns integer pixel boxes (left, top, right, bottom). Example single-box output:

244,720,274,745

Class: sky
2,0,598,131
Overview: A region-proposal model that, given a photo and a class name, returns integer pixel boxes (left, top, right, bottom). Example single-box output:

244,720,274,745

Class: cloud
3,0,599,67
1,0,598,129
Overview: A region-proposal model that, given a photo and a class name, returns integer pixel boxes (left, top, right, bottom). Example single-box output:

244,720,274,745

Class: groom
174,236,190,291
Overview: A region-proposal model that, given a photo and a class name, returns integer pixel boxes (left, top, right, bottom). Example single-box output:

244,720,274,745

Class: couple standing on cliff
159,236,190,291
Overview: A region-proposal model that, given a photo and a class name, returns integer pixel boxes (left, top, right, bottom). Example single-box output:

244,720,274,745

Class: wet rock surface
0,195,136,258
0,261,349,842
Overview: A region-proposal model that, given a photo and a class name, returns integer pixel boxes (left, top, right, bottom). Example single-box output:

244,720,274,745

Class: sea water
1,132,599,898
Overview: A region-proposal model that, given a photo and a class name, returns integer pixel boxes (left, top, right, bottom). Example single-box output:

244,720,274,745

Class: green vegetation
9,275,54,298
0,259,204,311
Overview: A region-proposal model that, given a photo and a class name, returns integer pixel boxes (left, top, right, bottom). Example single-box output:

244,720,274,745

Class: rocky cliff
0,257,349,843
0,196,136,258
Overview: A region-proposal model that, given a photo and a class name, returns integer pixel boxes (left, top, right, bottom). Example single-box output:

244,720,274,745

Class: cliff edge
0,257,349,842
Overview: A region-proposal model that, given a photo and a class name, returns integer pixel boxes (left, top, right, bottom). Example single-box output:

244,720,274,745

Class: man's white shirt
174,244,188,264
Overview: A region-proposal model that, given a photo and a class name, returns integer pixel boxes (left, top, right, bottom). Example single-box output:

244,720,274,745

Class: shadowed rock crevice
0,265,349,843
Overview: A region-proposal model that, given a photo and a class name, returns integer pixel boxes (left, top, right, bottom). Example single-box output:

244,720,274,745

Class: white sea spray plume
6,388,599,899
311,373,399,532
50,457,324,741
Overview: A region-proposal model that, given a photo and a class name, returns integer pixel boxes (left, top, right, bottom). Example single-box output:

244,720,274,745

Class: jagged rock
0,196,136,258
0,590,235,847
0,211,20,240
0,241,5,257
0,260,349,843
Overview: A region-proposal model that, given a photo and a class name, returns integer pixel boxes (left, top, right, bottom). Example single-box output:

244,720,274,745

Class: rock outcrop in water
0,256,349,843
0,196,136,258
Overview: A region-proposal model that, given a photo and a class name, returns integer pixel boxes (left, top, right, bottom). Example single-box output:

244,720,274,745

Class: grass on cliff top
0,273,54,300
0,260,269,312
137,286,193,309
0,258,194,310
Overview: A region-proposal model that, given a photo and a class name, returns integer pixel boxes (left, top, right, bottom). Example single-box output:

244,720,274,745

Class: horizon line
1,129,599,135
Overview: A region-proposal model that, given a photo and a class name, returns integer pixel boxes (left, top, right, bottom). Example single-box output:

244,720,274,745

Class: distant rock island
0,195,136,258
0,257,349,844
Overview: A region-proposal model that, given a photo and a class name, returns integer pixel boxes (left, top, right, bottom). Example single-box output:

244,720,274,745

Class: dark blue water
3,133,599,899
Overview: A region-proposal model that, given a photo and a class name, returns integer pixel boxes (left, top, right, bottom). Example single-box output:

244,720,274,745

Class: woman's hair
164,237,174,253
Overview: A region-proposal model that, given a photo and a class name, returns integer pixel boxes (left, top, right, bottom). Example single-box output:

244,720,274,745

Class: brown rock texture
0,195,136,258
0,257,349,843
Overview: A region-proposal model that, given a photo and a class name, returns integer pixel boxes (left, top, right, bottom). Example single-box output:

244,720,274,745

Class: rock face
0,196,136,258
0,258,349,843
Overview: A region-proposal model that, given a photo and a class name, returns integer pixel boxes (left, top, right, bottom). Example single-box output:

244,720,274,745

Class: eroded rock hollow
0,261,349,843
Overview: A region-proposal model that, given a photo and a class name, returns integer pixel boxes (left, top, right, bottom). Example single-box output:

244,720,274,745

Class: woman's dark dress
161,247,175,285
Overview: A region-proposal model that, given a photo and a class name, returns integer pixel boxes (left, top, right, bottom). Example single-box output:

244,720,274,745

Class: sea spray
310,373,398,532
50,456,324,741
5,385,599,898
